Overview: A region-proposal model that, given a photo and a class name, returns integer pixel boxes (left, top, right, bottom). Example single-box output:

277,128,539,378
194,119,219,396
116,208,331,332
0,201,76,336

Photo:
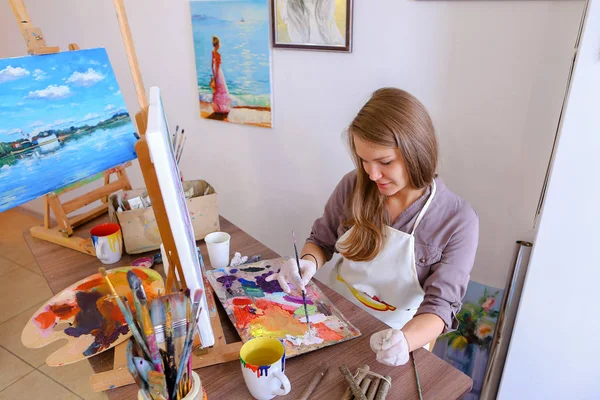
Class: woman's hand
265,258,316,293
370,328,410,366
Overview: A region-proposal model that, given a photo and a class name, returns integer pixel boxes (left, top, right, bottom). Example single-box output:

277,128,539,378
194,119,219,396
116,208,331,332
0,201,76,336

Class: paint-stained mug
240,337,291,400
90,223,123,264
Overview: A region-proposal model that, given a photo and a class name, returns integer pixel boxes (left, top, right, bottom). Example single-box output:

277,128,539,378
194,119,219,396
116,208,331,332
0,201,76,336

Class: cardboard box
108,180,219,254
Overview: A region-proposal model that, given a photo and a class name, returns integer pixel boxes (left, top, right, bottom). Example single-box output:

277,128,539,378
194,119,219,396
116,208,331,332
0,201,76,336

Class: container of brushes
109,180,219,254
137,371,204,400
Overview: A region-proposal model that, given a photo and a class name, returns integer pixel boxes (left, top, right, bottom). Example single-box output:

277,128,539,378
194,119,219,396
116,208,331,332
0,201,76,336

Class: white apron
315,181,437,330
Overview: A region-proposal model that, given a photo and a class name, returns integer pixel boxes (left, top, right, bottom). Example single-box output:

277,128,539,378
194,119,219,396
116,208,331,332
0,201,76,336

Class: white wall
498,1,600,398
0,0,584,290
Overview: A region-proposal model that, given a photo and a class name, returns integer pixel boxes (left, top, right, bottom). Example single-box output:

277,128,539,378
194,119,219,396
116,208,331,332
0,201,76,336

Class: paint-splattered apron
316,181,436,330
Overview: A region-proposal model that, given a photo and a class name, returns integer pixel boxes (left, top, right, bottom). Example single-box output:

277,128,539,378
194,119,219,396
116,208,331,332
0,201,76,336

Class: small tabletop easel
88,0,242,392
10,0,132,256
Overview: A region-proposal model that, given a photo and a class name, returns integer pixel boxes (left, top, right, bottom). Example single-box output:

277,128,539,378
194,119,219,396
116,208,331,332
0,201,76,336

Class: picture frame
271,0,354,52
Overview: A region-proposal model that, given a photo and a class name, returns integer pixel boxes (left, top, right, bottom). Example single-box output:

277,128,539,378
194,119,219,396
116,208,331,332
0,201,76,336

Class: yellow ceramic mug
240,337,291,400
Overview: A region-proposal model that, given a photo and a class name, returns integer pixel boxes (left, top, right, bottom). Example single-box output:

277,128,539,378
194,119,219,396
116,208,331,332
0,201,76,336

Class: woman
278,0,344,46
267,88,479,366
210,36,231,114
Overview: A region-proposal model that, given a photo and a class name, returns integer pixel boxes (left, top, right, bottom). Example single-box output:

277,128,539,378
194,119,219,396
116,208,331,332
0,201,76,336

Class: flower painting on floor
272,0,353,52
0,48,137,213
190,0,273,128
205,258,361,357
432,281,504,400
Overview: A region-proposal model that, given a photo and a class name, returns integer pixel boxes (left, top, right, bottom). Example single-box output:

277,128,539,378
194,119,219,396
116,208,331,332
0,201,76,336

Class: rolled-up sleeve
415,214,479,334
306,172,355,262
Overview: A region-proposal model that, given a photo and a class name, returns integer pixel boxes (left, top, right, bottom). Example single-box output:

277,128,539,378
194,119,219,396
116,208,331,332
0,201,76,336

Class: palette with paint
205,258,361,358
21,267,164,366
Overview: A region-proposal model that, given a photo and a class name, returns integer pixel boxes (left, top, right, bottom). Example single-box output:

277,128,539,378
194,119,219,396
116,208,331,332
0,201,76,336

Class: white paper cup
205,231,230,269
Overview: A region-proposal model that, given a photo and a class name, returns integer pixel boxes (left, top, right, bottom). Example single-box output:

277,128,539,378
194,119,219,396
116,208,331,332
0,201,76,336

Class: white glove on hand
370,328,410,366
265,258,316,294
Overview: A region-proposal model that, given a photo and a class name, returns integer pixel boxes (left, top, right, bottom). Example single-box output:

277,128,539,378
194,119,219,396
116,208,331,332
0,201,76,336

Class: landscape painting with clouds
0,48,137,212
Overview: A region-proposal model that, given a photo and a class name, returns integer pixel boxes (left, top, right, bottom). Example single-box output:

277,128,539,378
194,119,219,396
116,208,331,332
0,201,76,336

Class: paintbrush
185,289,193,388
148,370,169,400
127,270,165,373
174,129,185,162
176,136,187,165
127,340,152,400
134,356,154,383
164,297,177,398
127,270,146,330
99,268,152,360
172,290,204,399
172,125,179,148
292,231,311,332
123,295,143,336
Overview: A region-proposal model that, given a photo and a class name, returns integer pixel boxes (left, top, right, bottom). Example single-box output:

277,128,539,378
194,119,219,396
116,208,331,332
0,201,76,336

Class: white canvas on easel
145,86,215,348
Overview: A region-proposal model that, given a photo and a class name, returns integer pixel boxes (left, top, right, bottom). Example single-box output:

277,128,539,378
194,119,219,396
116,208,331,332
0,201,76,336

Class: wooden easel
88,0,242,392
9,0,132,256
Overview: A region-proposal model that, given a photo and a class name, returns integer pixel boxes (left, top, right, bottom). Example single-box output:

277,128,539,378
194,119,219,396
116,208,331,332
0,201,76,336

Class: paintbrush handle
143,307,164,373
100,269,153,365
120,298,153,360
172,303,203,399
293,234,311,331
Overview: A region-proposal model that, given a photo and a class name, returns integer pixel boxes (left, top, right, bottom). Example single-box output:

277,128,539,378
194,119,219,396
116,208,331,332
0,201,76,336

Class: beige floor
0,208,108,400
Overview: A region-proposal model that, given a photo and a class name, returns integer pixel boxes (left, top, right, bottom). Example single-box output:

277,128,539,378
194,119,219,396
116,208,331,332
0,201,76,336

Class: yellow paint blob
249,303,306,337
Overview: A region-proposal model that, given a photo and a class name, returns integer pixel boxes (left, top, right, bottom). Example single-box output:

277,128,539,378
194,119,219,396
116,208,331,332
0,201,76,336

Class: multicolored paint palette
21,267,164,366
206,258,361,358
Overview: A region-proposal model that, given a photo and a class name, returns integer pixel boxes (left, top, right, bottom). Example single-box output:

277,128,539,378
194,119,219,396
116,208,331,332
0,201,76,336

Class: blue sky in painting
0,48,128,143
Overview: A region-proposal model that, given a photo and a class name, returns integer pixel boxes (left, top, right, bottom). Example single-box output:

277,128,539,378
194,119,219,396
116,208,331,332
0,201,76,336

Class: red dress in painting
211,51,231,114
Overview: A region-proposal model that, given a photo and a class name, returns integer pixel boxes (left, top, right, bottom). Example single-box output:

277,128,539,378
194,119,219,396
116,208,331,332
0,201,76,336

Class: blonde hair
338,88,438,262
212,36,220,47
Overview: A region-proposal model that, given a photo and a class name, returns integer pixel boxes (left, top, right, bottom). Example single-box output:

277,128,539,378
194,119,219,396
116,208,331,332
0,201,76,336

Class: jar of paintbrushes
99,267,207,400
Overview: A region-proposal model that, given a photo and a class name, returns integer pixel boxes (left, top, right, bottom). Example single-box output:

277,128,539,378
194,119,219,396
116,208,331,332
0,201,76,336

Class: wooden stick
113,0,148,112
43,196,51,229
374,376,391,400
366,377,380,400
9,0,60,54
339,365,367,400
360,377,372,395
297,363,329,400
341,364,369,400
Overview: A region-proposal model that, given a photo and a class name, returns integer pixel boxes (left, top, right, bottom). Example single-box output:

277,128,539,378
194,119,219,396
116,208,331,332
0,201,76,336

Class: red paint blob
76,276,105,291
50,302,80,319
34,310,56,330
132,268,149,280
233,298,253,306
233,305,259,328
254,298,295,314
314,322,344,341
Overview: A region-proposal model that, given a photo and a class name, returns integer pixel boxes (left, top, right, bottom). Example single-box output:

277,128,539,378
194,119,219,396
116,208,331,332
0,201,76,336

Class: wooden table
24,215,472,399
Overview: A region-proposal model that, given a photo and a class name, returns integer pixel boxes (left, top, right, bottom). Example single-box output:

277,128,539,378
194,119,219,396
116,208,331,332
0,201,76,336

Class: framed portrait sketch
271,0,353,52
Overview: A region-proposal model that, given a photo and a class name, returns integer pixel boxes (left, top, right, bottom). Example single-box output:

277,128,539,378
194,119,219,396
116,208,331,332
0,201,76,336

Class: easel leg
43,196,51,229
47,193,72,236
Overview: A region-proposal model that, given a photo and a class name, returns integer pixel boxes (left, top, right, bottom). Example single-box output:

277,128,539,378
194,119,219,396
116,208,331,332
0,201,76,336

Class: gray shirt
307,171,479,333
